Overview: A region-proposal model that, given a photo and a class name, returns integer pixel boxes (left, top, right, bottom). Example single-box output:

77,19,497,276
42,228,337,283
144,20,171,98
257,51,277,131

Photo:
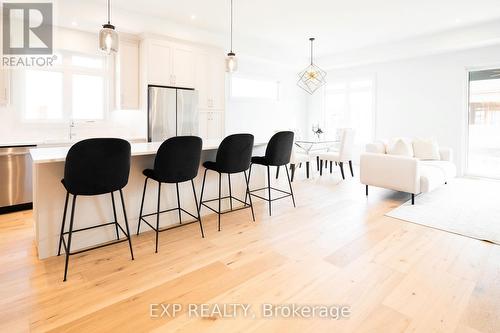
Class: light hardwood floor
0,170,499,332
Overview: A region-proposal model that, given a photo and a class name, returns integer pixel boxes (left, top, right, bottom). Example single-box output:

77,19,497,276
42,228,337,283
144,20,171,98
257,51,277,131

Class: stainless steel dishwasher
0,145,36,213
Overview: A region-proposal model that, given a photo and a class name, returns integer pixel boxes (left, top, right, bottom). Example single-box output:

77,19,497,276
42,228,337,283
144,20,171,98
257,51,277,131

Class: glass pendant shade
225,52,238,73
99,24,118,54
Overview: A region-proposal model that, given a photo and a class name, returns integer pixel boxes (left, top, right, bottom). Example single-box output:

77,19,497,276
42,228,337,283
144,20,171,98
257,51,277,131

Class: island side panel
33,146,265,259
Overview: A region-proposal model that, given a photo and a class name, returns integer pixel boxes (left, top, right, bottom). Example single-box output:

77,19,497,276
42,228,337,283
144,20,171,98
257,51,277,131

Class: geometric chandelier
297,37,327,94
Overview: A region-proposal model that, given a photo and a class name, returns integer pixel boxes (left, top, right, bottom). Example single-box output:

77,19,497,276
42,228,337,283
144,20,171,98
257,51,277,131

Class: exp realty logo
2,2,56,67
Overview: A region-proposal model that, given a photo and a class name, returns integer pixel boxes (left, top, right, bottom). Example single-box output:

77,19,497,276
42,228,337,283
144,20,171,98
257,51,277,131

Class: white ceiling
60,0,500,62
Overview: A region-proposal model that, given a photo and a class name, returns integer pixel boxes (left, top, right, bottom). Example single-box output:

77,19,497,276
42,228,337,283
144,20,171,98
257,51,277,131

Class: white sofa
360,140,456,204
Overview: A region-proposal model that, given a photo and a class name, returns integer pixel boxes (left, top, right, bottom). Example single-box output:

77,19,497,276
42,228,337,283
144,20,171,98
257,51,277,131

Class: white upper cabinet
116,39,139,109
195,52,210,108
208,52,225,110
143,39,196,88
172,45,195,88
195,51,225,110
140,36,226,140
146,40,173,86
0,68,9,105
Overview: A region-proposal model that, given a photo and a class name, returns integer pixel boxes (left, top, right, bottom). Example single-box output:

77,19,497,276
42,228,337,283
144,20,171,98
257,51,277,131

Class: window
24,70,63,120
467,68,500,178
72,74,105,120
323,78,375,145
20,51,109,121
231,77,279,100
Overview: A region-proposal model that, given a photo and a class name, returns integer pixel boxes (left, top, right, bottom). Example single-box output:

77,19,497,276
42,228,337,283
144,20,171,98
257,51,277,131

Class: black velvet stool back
154,136,202,183
216,134,254,173
64,138,131,195
264,131,294,166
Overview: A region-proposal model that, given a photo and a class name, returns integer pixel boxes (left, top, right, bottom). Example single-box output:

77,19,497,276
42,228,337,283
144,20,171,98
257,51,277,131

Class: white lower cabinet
0,68,9,105
199,111,224,140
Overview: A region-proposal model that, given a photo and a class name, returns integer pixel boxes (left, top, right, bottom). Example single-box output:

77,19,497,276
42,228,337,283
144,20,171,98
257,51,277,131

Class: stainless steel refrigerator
147,85,199,142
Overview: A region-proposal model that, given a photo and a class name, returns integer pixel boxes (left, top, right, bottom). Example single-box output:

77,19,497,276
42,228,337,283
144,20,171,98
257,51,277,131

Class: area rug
385,178,500,245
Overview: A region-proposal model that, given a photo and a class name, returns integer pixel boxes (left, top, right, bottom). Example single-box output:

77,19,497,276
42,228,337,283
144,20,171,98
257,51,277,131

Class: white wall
0,24,308,146
312,44,500,175
225,56,309,142
0,26,146,145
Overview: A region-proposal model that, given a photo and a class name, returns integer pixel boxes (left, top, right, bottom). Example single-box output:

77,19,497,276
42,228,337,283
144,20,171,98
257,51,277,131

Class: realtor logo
2,2,53,55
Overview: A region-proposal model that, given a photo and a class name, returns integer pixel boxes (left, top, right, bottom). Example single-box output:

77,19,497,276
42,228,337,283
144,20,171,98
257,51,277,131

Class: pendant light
99,0,119,54
297,38,326,94
225,0,238,72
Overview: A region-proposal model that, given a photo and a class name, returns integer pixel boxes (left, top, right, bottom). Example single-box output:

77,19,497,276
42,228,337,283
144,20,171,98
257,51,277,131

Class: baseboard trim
0,203,33,215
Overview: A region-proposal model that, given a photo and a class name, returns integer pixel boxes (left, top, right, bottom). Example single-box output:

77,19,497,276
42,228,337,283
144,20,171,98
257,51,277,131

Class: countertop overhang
29,139,267,164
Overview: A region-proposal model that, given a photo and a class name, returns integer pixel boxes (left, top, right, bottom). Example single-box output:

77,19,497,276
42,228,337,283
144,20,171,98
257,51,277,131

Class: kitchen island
30,140,266,259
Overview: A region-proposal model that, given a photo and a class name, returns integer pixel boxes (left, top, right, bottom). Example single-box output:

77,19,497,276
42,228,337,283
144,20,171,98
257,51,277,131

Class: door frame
464,64,500,179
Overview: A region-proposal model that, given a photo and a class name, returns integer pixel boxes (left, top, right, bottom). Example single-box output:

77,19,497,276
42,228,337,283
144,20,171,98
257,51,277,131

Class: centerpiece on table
312,124,324,141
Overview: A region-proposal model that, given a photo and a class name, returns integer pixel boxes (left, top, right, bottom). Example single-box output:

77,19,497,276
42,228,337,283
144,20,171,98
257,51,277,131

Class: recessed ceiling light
71,21,78,27
190,14,197,20
455,18,461,23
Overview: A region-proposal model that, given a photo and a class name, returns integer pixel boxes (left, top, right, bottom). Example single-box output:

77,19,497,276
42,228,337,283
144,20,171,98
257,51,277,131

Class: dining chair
318,129,356,179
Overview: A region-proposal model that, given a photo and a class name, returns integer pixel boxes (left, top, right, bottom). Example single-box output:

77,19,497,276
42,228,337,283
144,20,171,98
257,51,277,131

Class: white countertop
30,139,267,164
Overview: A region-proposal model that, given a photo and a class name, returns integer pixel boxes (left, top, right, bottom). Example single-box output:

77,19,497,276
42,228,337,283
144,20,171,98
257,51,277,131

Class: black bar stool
58,138,134,281
199,134,255,231
249,131,296,216
137,136,204,253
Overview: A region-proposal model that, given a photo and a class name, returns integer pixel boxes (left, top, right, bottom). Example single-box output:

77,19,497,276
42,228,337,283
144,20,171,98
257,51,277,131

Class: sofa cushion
413,139,440,160
387,138,413,157
419,161,457,192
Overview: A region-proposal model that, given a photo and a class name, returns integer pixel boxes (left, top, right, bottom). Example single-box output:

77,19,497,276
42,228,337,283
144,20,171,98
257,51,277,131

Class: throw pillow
387,138,414,157
413,139,440,160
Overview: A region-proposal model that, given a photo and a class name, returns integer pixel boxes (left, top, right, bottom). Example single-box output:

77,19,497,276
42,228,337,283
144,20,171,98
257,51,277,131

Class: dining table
295,139,340,154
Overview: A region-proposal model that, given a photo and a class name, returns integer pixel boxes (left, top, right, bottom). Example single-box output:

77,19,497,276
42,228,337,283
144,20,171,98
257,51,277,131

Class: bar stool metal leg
63,195,77,282
218,173,222,232
58,191,69,256
244,170,255,221
267,165,272,216
285,166,296,207
228,174,233,210
199,169,208,211
111,192,120,240
119,189,134,260
155,182,161,253
175,183,182,224
191,179,205,238
137,177,148,235
276,166,280,179
244,164,252,204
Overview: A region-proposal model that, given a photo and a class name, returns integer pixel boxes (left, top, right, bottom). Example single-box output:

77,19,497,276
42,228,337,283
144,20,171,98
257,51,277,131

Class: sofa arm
360,153,420,194
439,147,453,162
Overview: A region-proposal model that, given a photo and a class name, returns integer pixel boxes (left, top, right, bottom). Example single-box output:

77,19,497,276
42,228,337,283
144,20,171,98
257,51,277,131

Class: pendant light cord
230,0,234,52
310,38,314,65
107,0,111,24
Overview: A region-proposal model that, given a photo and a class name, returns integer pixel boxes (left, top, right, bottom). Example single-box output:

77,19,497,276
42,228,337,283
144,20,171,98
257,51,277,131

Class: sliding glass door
468,69,500,178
